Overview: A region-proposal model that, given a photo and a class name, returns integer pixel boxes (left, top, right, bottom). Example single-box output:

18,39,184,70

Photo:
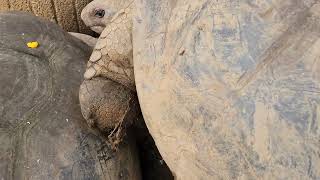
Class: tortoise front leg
84,2,135,90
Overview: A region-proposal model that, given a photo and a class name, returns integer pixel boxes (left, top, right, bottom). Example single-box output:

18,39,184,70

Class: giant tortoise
0,11,141,180
78,0,320,179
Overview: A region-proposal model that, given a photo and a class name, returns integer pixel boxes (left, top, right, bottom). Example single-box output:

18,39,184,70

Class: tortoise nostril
94,9,105,18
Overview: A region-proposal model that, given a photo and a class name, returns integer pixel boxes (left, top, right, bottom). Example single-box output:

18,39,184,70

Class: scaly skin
81,0,136,90
79,0,138,146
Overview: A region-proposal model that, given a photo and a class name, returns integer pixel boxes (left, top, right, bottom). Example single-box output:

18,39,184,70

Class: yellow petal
27,41,39,48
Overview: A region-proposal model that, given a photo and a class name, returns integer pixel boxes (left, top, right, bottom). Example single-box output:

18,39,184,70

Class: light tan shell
133,0,320,179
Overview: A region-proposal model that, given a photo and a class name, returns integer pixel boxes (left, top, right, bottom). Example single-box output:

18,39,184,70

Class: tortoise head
81,0,134,34
81,0,117,34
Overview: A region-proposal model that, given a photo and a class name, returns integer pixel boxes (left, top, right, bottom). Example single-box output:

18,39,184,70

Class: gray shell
0,11,140,180
0,0,93,34
133,0,320,179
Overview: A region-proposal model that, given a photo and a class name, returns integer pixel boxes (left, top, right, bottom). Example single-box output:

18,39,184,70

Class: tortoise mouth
91,26,105,34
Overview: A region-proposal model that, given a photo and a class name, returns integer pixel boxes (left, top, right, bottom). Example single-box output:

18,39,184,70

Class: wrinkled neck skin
81,0,134,34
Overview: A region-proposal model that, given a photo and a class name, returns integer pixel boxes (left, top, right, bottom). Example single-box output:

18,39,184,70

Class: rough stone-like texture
79,77,139,132
133,0,320,179
0,0,93,34
0,11,141,180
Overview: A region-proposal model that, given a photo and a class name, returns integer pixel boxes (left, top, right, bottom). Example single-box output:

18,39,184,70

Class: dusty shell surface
0,0,93,34
134,0,320,179
0,11,141,180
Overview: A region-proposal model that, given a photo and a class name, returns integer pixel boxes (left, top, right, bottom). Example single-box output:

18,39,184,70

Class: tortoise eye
94,9,105,18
